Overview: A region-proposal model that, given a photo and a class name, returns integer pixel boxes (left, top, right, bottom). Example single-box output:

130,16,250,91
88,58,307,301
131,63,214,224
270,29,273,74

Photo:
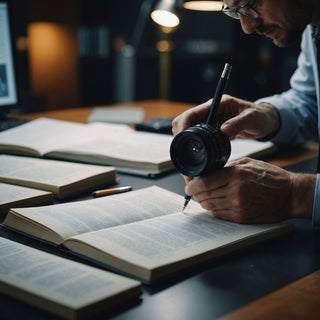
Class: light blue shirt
255,24,320,228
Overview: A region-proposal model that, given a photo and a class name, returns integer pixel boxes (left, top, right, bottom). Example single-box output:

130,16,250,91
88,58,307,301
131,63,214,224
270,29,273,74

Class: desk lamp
115,0,223,102
151,0,223,28
183,1,223,11
150,0,223,99
114,0,154,102
151,0,181,29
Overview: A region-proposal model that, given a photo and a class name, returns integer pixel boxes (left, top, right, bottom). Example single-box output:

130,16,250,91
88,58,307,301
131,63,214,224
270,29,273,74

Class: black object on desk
0,117,30,132
135,117,173,134
285,157,317,174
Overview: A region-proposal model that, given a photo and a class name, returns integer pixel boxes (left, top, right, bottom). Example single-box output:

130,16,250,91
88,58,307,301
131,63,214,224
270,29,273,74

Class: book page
0,183,52,204
0,118,132,155
0,183,53,216
0,237,140,318
65,212,292,280
51,138,171,168
229,139,275,161
0,117,172,173
0,155,115,190
0,118,86,155
4,186,202,244
48,125,173,169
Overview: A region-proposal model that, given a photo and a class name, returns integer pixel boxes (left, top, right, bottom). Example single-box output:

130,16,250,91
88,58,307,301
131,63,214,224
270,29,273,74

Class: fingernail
221,123,230,131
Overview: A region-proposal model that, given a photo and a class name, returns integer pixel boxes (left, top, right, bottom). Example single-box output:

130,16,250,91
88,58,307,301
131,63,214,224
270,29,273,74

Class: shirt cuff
255,97,300,144
312,174,320,228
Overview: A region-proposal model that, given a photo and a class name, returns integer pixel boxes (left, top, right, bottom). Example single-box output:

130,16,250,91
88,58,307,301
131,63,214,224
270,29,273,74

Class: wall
28,0,79,110
12,0,301,111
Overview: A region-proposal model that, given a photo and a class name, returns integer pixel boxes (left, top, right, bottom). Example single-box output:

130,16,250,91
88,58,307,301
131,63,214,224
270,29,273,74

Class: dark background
11,0,300,112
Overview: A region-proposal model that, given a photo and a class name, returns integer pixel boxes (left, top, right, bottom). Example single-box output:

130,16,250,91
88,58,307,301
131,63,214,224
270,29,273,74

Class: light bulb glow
183,1,222,11
151,10,180,27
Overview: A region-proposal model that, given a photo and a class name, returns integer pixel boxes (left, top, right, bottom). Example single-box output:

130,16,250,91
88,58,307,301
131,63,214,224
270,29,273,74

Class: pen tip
182,194,191,213
182,201,188,213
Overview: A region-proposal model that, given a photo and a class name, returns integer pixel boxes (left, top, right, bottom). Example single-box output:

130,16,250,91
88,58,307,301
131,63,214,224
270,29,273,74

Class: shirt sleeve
313,175,320,228
255,27,320,228
255,27,318,146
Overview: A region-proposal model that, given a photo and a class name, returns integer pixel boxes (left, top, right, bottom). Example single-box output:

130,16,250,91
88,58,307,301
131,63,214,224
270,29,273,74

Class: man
172,0,320,226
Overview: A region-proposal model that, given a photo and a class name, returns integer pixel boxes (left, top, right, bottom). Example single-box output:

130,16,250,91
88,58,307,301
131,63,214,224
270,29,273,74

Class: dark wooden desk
17,99,319,168
2,100,320,320
220,269,320,320
17,100,191,124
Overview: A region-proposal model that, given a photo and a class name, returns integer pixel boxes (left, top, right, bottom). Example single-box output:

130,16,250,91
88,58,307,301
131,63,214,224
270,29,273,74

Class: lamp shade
151,0,180,28
183,1,222,11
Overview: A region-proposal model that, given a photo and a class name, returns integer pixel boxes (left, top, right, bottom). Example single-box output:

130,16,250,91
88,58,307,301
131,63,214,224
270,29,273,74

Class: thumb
220,112,256,139
221,116,245,138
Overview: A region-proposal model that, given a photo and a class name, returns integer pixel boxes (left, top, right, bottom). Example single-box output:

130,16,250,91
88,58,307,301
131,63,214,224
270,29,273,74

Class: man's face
223,0,313,47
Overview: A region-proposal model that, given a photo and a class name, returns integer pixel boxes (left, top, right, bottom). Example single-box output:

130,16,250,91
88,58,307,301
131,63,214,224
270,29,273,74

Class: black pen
182,63,232,212
206,63,232,125
182,194,192,212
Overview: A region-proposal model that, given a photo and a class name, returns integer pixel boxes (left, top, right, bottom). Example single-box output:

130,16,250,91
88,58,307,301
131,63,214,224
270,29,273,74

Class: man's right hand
172,94,281,141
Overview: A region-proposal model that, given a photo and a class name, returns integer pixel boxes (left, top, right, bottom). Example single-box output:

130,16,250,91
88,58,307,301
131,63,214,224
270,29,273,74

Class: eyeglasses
221,0,260,20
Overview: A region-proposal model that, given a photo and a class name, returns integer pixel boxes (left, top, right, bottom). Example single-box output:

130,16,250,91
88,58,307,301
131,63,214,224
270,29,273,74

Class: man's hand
184,158,316,224
172,94,281,140
173,94,315,224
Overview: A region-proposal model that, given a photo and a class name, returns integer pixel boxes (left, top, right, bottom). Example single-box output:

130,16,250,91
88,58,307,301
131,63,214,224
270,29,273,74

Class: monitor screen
0,1,18,113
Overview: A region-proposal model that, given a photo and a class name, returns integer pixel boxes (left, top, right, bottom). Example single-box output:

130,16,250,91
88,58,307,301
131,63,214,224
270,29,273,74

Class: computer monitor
0,0,18,117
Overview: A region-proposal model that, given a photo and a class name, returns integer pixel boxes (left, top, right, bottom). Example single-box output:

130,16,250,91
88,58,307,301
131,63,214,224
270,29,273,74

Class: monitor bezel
0,0,20,118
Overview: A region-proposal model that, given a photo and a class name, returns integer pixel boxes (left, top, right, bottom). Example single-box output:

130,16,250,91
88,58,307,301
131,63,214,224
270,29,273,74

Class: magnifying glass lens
182,139,206,166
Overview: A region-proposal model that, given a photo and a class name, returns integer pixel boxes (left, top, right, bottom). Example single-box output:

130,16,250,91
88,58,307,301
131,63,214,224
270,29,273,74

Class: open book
3,186,293,283
0,118,276,177
0,182,53,217
0,118,174,177
0,237,141,320
0,155,116,199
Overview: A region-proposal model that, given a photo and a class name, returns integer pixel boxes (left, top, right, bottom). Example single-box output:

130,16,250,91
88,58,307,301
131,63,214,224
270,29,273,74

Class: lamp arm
129,0,155,50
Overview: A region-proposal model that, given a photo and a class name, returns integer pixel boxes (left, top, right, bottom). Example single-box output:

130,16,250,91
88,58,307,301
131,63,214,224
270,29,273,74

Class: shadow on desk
285,157,317,173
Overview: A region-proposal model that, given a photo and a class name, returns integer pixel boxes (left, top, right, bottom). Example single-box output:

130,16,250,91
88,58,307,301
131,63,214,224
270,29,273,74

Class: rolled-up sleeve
255,26,320,228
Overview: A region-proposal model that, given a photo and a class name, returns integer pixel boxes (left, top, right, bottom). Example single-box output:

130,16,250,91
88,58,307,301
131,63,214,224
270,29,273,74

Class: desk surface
16,99,319,168
3,100,320,319
18,100,191,124
220,269,320,320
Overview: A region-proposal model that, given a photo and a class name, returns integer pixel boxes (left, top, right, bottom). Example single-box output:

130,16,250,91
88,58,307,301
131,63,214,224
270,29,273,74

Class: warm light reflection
183,1,223,11
28,22,78,108
151,10,180,27
156,40,174,52
16,36,28,51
